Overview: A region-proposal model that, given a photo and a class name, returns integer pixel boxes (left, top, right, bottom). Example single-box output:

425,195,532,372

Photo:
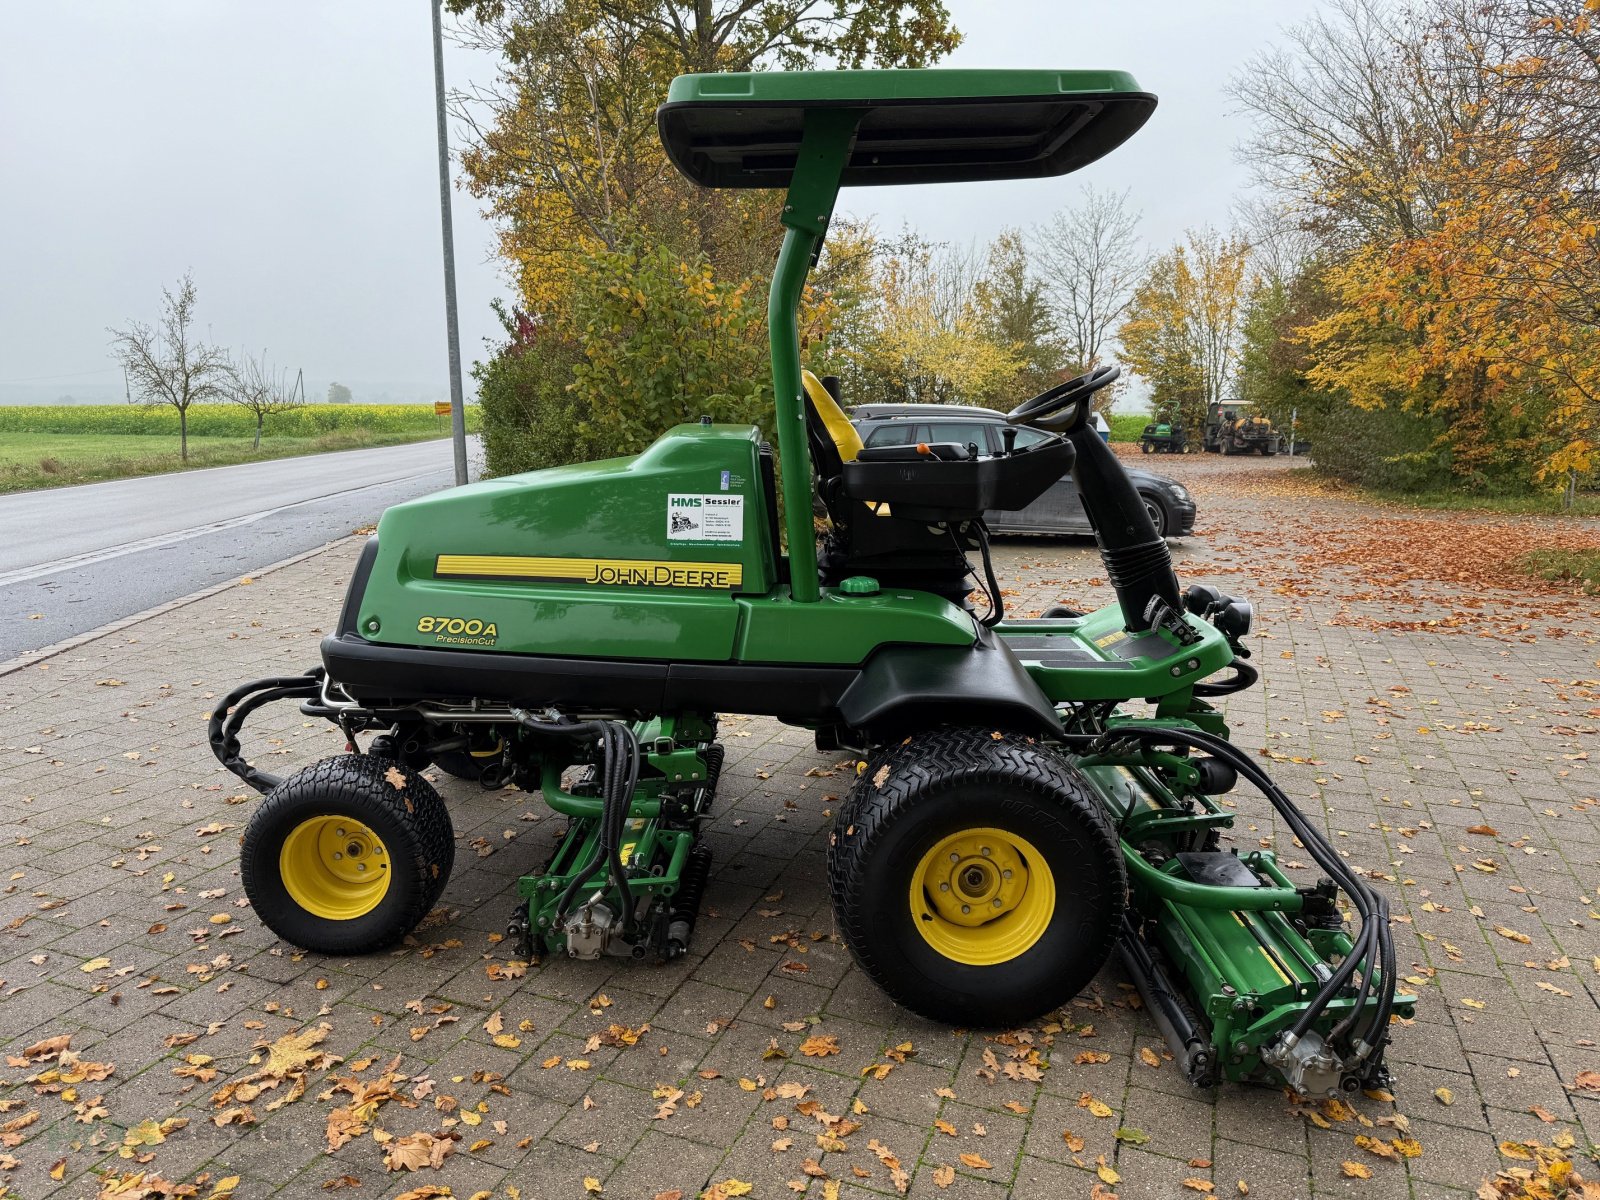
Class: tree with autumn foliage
806,226,1038,410
1233,0,1600,501
446,0,962,472
1118,229,1250,433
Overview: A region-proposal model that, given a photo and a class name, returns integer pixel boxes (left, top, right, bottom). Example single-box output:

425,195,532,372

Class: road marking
0,466,449,588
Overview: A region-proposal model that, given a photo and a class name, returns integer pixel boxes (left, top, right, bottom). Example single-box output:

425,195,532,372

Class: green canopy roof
658,69,1156,189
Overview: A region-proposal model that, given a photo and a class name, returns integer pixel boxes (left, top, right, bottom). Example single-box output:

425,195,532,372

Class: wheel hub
280,815,390,921
910,827,1055,965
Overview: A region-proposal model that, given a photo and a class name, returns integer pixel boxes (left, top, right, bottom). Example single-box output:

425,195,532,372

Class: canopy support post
768,107,861,603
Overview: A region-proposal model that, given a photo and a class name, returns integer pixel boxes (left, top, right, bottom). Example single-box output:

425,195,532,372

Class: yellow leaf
1096,1158,1120,1184
958,1153,991,1170
80,957,111,972
1341,1161,1372,1179
1139,1047,1161,1068
1498,1141,1535,1160
583,1178,602,1194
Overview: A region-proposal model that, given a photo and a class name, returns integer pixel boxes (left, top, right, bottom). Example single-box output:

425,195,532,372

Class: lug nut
960,905,971,915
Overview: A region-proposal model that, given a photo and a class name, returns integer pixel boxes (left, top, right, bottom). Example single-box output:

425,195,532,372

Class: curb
0,536,359,679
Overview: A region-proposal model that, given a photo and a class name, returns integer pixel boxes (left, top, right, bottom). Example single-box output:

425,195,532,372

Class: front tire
829,729,1124,1028
1141,493,1168,538
242,755,454,955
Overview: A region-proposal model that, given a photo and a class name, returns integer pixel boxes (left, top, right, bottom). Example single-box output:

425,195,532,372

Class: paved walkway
1,455,1596,1199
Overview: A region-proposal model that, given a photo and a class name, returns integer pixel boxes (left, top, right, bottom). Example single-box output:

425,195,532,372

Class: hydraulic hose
973,521,1005,626
209,672,324,793
546,718,641,941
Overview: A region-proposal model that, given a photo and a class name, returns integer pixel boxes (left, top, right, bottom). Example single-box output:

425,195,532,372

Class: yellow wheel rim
279,815,391,921
909,827,1055,966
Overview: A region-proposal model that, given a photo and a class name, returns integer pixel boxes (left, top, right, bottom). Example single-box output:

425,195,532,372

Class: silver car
850,403,1197,538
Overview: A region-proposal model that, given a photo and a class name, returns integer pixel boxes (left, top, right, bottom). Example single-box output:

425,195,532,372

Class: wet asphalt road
0,438,478,661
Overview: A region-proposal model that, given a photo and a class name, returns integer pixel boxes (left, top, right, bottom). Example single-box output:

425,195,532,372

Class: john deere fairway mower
211,69,1409,1095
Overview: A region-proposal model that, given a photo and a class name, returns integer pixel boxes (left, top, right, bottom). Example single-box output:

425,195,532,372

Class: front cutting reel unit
209,68,1410,1096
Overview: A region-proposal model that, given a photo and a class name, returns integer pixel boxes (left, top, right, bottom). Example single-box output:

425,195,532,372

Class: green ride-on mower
211,69,1409,1096
1139,421,1188,453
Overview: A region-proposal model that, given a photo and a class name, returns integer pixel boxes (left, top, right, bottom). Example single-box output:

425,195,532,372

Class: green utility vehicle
1139,420,1188,453
213,68,1408,1095
1204,399,1281,455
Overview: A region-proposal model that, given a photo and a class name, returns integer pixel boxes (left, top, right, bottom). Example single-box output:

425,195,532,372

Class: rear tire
242,755,454,955
829,729,1124,1028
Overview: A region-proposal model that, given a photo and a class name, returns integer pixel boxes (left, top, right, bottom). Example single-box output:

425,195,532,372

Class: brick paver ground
1,454,1596,1200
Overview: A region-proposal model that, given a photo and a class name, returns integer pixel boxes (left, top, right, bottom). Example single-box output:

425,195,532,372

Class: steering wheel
1005,364,1121,432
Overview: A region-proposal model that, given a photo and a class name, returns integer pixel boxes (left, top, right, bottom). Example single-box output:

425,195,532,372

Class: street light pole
431,0,469,487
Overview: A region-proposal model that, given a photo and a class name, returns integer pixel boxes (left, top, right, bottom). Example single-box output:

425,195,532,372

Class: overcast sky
0,0,1320,405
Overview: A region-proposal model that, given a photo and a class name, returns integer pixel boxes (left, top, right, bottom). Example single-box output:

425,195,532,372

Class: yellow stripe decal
435,555,742,590
1232,912,1293,986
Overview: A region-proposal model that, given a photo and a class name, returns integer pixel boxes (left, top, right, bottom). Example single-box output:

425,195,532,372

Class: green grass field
1107,413,1148,442
0,404,479,493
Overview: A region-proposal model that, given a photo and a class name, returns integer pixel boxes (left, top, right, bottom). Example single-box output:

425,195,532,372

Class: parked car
849,403,1197,538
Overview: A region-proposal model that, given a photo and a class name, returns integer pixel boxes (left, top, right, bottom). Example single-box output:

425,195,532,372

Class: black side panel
663,663,855,721
836,624,1060,737
336,537,381,637
322,634,858,721
322,634,670,711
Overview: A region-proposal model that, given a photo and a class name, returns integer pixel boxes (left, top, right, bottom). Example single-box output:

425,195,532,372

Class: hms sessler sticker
667,493,744,544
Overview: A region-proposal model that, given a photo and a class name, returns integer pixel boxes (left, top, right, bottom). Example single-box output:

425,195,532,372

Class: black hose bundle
526,713,640,941
209,671,325,793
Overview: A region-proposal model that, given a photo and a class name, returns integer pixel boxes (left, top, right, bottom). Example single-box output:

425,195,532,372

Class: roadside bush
569,243,769,456
473,304,586,477
475,244,771,477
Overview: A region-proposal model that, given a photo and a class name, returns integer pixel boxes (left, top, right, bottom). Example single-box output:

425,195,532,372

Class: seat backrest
802,370,863,481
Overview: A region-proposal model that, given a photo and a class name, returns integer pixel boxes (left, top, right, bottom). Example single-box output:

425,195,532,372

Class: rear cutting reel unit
210,685,725,967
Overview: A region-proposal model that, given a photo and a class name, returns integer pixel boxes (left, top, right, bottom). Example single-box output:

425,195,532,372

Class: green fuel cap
839,576,880,596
